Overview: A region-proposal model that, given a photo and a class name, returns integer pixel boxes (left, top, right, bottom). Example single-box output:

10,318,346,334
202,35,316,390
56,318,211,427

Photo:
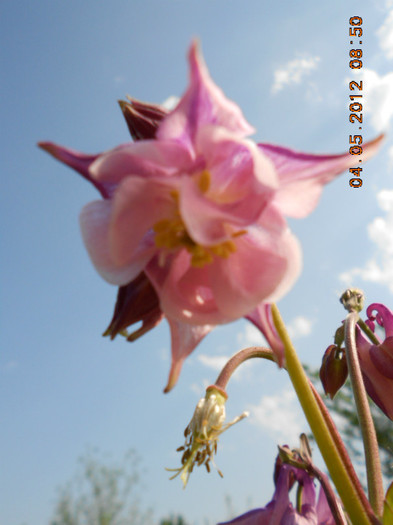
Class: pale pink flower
39,41,383,390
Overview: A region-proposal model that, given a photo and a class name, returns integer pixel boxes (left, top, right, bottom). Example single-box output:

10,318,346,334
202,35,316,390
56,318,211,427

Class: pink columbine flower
218,463,335,525
39,41,383,390
356,303,393,420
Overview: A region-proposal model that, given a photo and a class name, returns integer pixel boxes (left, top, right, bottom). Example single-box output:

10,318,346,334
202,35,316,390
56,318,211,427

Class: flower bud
319,345,348,399
118,97,167,141
103,271,163,341
340,288,364,313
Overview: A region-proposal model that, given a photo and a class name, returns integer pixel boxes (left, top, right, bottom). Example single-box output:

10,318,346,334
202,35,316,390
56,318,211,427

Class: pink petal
157,41,255,151
164,318,213,392
79,200,156,285
109,176,176,265
258,135,384,218
146,251,231,326
179,126,277,246
209,228,302,320
90,140,193,188
316,487,336,525
147,225,301,326
38,141,108,198
356,329,393,420
366,303,393,338
370,337,393,379
246,303,285,367
361,370,393,420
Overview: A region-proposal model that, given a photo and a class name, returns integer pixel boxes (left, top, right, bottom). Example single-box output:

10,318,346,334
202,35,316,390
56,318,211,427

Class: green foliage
159,516,190,525
49,448,153,525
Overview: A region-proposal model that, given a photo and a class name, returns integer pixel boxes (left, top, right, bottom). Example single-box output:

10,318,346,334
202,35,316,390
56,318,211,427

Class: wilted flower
167,386,248,487
39,41,383,390
356,303,393,420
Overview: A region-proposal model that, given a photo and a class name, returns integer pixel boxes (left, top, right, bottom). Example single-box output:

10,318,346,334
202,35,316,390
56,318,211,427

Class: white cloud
340,189,393,292
237,323,264,347
236,316,312,349
271,56,320,94
377,6,393,59
197,352,255,383
352,68,393,132
287,316,313,340
247,389,307,444
197,354,230,372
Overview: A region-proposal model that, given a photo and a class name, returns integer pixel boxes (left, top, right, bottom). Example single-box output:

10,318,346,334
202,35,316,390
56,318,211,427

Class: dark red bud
118,97,167,141
320,345,348,399
103,272,163,342
106,98,168,343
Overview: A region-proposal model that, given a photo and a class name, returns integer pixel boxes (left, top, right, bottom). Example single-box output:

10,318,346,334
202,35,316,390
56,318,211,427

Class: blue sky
2,1,393,524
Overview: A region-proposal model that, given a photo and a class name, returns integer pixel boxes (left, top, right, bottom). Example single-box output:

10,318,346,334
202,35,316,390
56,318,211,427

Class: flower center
152,171,245,268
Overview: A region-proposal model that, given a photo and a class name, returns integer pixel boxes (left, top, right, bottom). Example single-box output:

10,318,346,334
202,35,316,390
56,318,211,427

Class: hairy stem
345,312,384,517
308,381,376,520
214,346,275,390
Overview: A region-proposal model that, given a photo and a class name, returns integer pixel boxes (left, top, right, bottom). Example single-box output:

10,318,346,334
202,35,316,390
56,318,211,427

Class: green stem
308,381,375,519
271,303,375,525
358,318,380,346
344,312,384,517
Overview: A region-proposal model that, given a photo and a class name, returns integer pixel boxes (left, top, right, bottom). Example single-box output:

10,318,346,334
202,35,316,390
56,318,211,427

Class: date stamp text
348,16,363,188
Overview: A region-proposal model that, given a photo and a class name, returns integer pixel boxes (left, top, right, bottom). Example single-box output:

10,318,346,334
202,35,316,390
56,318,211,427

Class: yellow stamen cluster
153,173,245,268
153,216,194,251
197,169,211,193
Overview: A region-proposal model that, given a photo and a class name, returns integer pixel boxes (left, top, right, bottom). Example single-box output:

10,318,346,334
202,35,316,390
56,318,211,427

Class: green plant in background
49,449,153,525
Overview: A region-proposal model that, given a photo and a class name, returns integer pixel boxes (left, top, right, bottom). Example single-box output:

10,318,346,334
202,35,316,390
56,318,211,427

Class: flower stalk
212,343,375,521
214,346,276,390
344,310,384,517
271,303,376,525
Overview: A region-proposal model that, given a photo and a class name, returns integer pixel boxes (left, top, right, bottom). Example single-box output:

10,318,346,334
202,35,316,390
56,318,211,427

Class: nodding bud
320,345,348,399
340,288,364,313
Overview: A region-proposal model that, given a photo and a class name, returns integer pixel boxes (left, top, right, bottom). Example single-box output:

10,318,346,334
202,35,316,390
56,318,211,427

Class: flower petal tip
37,141,58,156
163,370,179,394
